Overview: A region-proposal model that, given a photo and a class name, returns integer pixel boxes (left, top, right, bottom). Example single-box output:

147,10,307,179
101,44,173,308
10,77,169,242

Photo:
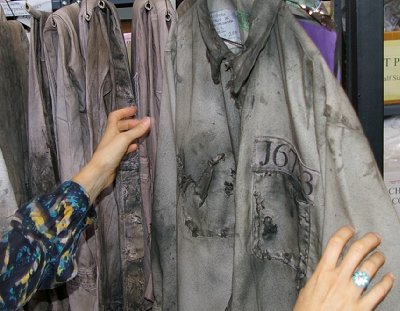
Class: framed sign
384,31,400,104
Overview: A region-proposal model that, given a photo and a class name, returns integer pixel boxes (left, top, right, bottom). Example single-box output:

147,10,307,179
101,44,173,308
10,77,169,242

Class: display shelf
111,0,132,6
385,104,400,117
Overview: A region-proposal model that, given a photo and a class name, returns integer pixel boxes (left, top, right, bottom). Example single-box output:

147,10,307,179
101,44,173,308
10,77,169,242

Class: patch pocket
251,137,319,280
178,152,236,238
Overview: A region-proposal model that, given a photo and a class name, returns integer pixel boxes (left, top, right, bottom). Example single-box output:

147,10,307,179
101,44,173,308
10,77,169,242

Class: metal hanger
145,0,152,11
286,0,335,30
164,0,171,22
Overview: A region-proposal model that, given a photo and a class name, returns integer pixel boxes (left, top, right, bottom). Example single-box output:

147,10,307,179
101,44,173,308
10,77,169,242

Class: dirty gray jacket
152,0,400,310
131,0,176,303
0,8,27,234
79,0,146,309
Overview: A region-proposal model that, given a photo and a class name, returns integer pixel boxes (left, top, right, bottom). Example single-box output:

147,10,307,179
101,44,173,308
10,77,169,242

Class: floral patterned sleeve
0,181,96,310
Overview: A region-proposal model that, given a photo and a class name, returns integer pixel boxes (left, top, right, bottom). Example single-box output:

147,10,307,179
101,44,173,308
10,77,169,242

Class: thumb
123,117,151,144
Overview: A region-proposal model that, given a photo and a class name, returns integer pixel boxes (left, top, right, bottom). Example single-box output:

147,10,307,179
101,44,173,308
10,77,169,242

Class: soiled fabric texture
27,7,59,202
0,148,18,236
0,11,30,208
43,5,98,310
131,0,176,303
0,9,18,222
152,0,400,310
43,4,86,182
80,0,146,309
0,181,95,311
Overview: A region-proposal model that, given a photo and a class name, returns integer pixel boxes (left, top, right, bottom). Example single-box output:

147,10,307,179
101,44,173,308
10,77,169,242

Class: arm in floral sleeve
0,107,150,310
0,181,95,310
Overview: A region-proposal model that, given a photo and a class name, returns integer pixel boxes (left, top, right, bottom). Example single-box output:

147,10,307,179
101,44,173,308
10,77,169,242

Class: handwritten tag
0,0,52,17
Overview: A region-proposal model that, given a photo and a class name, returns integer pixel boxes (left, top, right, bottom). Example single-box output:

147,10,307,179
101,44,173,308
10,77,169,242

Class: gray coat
152,0,400,310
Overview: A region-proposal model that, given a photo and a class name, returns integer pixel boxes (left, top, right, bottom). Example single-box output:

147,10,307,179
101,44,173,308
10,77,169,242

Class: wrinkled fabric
131,0,176,303
0,148,18,236
0,13,29,208
152,0,400,310
0,6,5,21
0,9,19,224
27,7,59,201
43,4,86,181
79,0,145,309
43,5,98,310
25,8,72,311
0,181,94,310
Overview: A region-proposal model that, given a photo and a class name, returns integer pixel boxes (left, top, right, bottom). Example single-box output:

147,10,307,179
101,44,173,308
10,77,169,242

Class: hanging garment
43,5,98,310
297,18,337,74
26,7,59,199
43,4,86,181
0,7,30,208
0,10,20,223
0,147,18,236
80,0,146,309
152,0,400,310
131,0,176,303
0,7,20,224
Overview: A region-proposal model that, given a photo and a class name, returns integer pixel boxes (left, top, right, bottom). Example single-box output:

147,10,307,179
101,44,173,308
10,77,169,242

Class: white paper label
0,0,52,17
210,9,241,46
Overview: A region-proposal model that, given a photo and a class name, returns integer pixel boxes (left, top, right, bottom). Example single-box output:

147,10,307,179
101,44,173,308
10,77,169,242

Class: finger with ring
351,252,385,291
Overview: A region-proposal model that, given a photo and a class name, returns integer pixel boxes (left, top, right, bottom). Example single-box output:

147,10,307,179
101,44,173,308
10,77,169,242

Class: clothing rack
52,0,133,10
3,0,385,172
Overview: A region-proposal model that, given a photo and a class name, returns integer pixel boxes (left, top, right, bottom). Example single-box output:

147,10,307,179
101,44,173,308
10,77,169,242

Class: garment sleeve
0,181,96,310
315,58,400,310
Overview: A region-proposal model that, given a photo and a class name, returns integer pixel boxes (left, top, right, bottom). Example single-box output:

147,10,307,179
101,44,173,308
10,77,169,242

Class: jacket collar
197,0,283,97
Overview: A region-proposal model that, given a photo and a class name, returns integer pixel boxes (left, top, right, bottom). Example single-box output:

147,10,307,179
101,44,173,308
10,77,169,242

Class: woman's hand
294,226,395,311
72,107,150,202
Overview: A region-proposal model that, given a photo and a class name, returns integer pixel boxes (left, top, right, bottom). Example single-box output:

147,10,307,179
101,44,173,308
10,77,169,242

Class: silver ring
352,271,370,289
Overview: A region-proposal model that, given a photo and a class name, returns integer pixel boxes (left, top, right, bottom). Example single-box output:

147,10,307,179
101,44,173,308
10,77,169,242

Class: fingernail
389,272,396,280
374,232,382,242
141,117,151,126
347,225,356,233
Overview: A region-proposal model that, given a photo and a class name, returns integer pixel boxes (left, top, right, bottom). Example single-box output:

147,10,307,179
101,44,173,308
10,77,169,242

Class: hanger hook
165,11,171,22
98,0,105,9
163,0,171,22
145,0,152,11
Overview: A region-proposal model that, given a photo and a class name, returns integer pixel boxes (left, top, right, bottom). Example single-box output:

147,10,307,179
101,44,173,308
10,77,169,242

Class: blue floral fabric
0,181,95,310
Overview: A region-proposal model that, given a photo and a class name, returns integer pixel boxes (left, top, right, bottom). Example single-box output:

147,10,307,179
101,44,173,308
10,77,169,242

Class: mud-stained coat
79,0,145,309
131,0,176,304
152,0,400,310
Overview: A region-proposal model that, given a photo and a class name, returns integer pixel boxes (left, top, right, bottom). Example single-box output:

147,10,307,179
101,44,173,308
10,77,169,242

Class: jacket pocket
177,152,236,238
251,136,319,283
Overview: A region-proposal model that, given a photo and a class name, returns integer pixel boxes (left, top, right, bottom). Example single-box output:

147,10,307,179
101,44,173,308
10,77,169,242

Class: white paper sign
0,0,52,17
210,9,241,46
